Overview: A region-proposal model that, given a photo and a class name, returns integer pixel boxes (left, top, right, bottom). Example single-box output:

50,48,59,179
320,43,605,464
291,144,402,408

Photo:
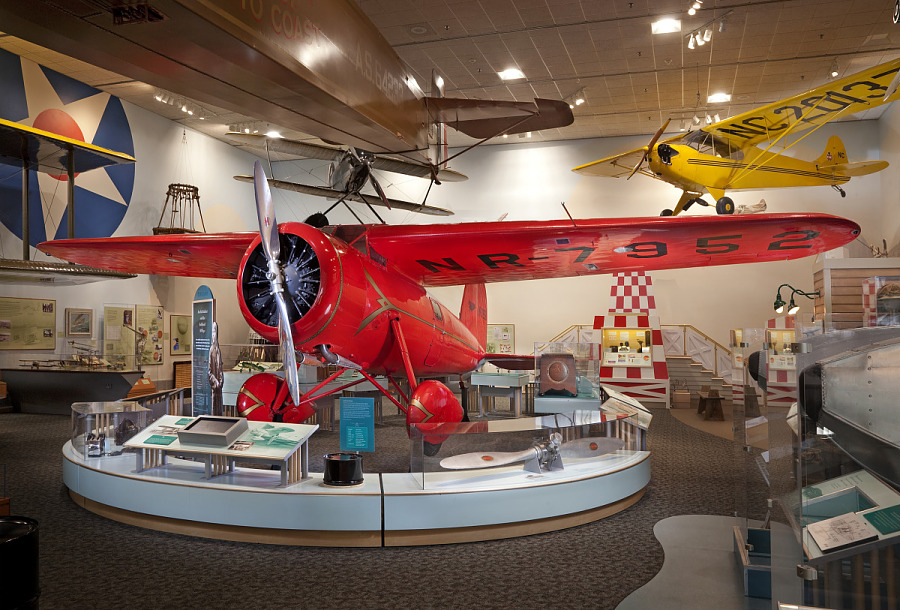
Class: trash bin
0,516,39,609
323,452,363,486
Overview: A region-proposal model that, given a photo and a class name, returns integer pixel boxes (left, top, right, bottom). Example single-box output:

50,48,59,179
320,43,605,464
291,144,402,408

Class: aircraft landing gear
660,209,674,216
716,196,735,214
832,185,847,197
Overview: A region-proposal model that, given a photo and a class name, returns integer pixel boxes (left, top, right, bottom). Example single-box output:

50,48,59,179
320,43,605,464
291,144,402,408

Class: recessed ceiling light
707,92,731,103
652,19,681,34
498,68,525,80
409,25,428,35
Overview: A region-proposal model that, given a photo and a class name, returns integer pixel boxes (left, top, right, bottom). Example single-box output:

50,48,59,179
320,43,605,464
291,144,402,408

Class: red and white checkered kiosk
594,272,670,406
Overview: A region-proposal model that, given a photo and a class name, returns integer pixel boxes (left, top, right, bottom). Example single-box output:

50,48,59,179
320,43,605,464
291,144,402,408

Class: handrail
540,322,733,380
132,386,191,417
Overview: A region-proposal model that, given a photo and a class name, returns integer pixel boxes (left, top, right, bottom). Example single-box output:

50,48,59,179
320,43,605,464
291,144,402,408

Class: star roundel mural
0,48,135,247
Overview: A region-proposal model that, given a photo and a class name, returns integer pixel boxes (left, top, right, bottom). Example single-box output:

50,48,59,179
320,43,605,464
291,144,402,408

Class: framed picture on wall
170,314,191,355
65,308,93,337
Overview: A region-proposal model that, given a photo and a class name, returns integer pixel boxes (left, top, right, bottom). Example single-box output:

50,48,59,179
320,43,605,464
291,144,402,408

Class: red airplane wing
365,213,859,287
39,214,858,285
39,232,258,278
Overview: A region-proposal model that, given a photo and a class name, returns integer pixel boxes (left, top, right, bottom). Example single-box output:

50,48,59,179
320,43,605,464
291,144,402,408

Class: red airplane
39,163,860,451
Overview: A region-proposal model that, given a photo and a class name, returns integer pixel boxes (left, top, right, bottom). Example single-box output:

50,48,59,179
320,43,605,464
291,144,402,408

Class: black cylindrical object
323,452,364,486
0,516,39,609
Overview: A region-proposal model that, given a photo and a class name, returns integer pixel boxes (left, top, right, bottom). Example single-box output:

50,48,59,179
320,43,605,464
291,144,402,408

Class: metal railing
132,386,191,419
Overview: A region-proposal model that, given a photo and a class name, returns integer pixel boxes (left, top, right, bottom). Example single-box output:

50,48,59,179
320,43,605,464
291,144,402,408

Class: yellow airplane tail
815,135,848,167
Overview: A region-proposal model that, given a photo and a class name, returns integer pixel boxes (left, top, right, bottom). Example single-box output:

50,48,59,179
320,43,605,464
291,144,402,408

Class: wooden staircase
666,355,733,404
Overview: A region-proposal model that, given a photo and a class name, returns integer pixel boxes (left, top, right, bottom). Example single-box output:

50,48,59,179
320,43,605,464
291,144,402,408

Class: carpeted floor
0,407,768,610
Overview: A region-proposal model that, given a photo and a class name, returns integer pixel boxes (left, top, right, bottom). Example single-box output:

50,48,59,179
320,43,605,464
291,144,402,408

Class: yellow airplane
573,58,900,216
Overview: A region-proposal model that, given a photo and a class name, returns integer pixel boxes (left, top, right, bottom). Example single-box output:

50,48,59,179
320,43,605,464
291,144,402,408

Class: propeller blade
253,161,280,262
368,174,391,210
626,118,671,180
439,448,536,470
252,161,300,406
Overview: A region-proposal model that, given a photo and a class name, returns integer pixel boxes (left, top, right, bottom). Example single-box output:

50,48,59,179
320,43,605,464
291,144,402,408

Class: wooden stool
697,385,711,415
703,389,724,421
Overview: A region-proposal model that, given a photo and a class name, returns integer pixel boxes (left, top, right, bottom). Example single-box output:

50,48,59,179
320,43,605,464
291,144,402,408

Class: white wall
0,84,889,380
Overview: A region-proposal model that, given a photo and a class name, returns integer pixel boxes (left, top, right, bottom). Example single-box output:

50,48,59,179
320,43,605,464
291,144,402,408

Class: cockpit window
683,130,743,160
430,299,443,321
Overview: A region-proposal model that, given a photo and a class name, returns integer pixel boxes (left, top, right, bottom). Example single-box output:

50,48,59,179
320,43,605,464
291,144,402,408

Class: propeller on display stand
253,160,301,405
627,118,671,180
439,436,625,471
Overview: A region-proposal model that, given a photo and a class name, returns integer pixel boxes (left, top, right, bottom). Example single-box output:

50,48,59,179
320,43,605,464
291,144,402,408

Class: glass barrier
409,403,647,491
769,326,900,609
71,401,151,458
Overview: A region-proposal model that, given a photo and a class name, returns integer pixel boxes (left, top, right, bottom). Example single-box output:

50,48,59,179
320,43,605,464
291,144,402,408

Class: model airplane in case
39,163,860,451
573,59,900,216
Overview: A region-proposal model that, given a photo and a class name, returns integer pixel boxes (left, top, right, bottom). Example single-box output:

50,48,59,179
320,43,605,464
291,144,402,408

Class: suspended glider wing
704,58,900,149
38,214,859,285
572,146,656,178
0,117,135,173
227,133,467,183
426,97,575,139
232,175,454,216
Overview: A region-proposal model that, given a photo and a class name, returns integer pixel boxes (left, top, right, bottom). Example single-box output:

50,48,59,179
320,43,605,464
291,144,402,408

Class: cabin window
430,299,443,321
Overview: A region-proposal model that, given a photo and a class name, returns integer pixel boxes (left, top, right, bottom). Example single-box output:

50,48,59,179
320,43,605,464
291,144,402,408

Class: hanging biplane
39,162,860,452
573,59,900,216
0,0,572,216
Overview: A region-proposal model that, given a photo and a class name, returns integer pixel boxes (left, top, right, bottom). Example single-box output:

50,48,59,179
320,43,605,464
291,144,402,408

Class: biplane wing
232,175,453,216
0,116,135,174
40,213,859,286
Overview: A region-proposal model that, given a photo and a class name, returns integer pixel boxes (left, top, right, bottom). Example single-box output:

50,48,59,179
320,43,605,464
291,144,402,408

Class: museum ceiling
1,0,899,152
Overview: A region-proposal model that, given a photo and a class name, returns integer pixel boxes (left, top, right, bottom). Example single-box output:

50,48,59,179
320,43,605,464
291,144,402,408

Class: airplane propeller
348,147,392,210
252,160,301,406
627,118,671,180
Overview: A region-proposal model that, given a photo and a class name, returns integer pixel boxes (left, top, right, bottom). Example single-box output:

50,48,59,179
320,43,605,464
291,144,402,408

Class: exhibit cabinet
761,327,900,609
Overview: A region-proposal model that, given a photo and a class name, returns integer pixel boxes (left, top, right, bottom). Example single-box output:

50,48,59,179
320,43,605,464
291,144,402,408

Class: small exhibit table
470,372,530,417
124,415,318,486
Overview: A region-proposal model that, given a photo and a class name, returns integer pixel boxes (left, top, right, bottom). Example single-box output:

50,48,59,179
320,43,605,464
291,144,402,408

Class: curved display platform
63,442,650,547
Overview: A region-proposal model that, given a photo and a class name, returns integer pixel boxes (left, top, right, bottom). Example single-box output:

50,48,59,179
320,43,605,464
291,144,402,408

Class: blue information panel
339,396,375,452
191,286,214,417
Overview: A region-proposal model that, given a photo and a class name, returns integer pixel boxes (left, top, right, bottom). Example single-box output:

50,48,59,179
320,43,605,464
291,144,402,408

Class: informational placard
103,305,135,358
486,324,515,354
191,286,215,417
340,396,375,452
135,304,165,365
0,297,56,350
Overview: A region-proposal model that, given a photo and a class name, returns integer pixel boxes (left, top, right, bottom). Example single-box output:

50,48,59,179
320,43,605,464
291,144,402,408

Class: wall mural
0,47,135,247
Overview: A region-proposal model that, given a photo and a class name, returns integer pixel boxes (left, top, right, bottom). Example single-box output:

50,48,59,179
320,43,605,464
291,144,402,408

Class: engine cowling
236,222,364,354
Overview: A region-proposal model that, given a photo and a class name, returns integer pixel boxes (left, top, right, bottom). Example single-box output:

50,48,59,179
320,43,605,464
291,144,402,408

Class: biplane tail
815,135,848,167
460,283,487,350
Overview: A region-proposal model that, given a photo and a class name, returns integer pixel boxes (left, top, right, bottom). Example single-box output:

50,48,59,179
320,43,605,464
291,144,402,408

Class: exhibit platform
62,439,650,546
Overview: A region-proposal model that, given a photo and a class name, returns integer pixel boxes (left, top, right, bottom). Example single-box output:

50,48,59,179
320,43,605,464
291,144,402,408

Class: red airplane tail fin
815,135,848,167
460,283,487,350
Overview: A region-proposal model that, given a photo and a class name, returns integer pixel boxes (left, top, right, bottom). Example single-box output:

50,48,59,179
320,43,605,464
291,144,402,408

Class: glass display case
408,395,649,490
71,401,151,458
599,327,653,367
533,342,598,398
767,326,900,609
863,275,900,327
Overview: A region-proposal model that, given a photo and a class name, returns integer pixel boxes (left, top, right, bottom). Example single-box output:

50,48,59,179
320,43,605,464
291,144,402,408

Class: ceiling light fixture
703,28,712,41
651,18,681,34
707,92,731,103
685,9,733,50
830,58,839,78
688,8,696,16
498,68,525,80
696,33,705,46
688,36,695,49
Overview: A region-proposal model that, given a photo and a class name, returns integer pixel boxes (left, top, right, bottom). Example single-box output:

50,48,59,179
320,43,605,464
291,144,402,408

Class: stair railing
661,324,733,382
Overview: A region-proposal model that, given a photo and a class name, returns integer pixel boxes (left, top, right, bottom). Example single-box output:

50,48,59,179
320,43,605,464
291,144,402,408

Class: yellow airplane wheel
716,197,735,215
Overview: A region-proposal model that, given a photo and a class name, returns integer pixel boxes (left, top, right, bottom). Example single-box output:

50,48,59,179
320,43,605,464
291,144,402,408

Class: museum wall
878,99,900,250
0,45,889,385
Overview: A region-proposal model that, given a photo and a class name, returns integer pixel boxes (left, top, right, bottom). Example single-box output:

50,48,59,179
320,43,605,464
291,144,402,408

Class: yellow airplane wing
705,58,900,149
572,146,653,177
0,116,135,174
